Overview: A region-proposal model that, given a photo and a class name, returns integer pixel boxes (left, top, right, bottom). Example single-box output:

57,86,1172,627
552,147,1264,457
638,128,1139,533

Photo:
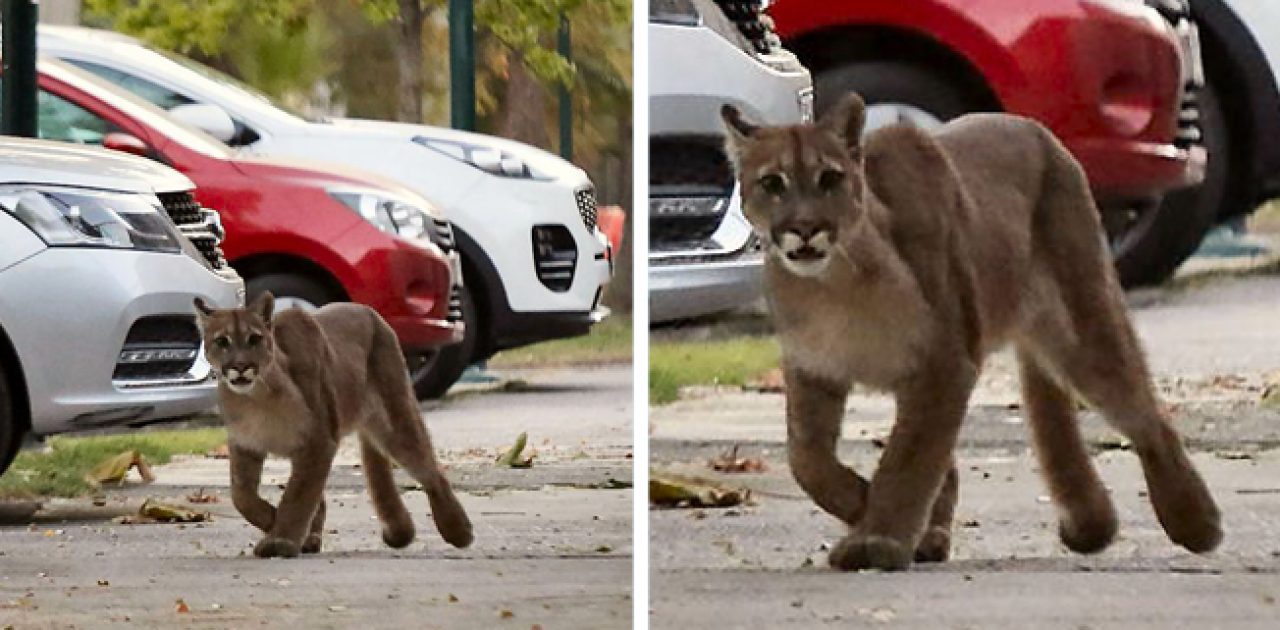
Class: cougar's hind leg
365,324,473,548
360,436,415,548
914,463,958,562
1031,134,1220,553
1016,348,1117,553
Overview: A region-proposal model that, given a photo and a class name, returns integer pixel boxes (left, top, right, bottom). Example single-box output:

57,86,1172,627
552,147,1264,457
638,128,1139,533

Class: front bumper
650,251,764,323
0,248,243,436
337,227,465,353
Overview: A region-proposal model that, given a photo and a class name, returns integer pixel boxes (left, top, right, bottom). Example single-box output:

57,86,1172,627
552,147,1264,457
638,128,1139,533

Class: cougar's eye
213,336,231,350
247,333,263,346
818,169,845,192
758,173,787,196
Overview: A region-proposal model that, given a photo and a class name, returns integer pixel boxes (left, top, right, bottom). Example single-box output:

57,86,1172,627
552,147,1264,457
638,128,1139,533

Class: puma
194,293,473,558
720,94,1222,571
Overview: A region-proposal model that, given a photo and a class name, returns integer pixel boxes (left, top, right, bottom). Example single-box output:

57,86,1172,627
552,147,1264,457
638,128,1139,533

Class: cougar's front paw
829,533,912,571
914,526,951,563
253,536,300,558
301,533,323,554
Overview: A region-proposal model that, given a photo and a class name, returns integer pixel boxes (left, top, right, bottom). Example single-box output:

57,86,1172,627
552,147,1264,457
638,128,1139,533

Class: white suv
36,26,612,377
0,137,243,474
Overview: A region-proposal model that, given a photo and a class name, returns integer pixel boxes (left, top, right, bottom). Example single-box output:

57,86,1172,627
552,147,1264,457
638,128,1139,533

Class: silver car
0,137,243,473
648,0,812,323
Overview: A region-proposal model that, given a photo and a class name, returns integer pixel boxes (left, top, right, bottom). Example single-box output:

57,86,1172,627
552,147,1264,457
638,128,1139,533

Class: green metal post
1,0,38,138
448,0,476,131
557,14,573,161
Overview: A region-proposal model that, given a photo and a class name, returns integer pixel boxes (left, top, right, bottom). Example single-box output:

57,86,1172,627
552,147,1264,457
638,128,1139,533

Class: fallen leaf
499,609,514,619
174,598,189,613
328,605,348,612
709,444,767,474
447,593,459,603
495,432,534,468
186,489,219,504
1215,450,1255,461
97,580,109,587
595,545,612,553
85,451,154,487
207,443,231,459
650,473,750,508
139,499,210,523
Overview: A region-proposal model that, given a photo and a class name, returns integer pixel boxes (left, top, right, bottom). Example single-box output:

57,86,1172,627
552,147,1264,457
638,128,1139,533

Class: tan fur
722,94,1222,571
194,293,472,558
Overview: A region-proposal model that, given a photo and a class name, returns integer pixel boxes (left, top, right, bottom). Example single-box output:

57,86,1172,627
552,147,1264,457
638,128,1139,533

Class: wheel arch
230,252,350,302
451,227,505,359
0,324,32,437
784,23,1004,114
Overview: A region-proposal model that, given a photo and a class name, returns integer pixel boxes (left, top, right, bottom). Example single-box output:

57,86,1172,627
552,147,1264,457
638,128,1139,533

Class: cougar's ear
193,297,215,317
720,104,759,170
819,92,867,158
249,291,275,323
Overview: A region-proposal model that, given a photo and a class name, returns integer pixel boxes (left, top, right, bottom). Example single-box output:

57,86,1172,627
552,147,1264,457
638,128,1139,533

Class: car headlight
0,185,182,253
651,0,700,25
328,188,440,242
413,136,551,180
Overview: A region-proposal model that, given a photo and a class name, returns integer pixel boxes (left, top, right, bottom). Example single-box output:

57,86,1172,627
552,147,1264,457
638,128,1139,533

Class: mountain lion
195,293,472,558
720,94,1221,571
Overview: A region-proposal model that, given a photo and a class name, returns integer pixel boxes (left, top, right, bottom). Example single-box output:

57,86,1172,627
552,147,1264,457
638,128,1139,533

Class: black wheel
1110,84,1229,287
409,282,478,400
245,273,340,314
814,61,982,128
0,361,28,476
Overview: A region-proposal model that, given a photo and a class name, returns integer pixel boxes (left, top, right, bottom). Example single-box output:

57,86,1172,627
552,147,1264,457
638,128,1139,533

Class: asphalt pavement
651,266,1280,629
0,364,634,629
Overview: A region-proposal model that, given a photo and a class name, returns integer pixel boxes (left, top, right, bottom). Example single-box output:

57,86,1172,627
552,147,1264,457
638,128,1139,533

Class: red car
27,59,464,365
770,0,1209,285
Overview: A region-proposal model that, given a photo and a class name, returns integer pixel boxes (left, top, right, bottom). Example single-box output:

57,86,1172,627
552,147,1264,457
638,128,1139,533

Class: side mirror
102,132,150,157
168,103,237,143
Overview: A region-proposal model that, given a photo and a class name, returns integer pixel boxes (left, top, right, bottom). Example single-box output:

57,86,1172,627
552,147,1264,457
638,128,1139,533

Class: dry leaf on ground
495,432,534,468
744,368,786,393
85,451,155,487
116,499,210,525
650,473,750,508
709,444,767,473
186,489,218,504
206,443,231,459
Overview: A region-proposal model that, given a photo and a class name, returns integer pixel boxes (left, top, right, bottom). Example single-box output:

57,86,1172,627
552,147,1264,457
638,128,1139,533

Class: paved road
651,271,1280,629
0,365,634,629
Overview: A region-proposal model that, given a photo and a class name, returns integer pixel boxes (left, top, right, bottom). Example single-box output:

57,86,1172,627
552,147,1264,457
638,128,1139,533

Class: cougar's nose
772,219,834,245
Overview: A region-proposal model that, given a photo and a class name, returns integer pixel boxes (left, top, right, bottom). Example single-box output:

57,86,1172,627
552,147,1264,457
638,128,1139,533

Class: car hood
326,118,588,182
228,153,446,218
0,137,193,194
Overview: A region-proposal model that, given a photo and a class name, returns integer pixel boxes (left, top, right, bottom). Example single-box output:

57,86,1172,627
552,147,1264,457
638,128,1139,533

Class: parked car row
36,25,614,398
650,0,1273,323
0,26,614,476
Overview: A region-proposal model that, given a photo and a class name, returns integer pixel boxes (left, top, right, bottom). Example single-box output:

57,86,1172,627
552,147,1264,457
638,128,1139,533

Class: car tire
0,361,27,476
409,283,478,400
1111,84,1229,287
245,273,339,313
813,61,981,128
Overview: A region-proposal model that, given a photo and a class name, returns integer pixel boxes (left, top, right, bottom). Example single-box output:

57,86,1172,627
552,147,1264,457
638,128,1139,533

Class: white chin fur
224,380,256,395
777,252,831,278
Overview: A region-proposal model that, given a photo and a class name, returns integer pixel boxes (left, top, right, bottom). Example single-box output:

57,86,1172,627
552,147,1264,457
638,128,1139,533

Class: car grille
1146,0,1202,149
113,316,202,381
431,217,456,253
531,225,577,292
575,188,598,232
713,0,779,55
158,191,228,270
651,137,735,251
447,285,464,323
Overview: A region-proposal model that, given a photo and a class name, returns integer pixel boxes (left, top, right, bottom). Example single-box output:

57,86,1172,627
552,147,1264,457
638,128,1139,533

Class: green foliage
83,0,315,56
649,337,781,405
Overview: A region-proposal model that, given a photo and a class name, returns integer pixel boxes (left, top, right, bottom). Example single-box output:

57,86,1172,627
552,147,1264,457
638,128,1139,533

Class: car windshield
148,46,322,124
42,58,235,160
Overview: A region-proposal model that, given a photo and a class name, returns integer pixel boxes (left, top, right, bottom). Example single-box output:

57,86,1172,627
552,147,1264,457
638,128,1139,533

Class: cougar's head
721,93,868,278
194,292,276,395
